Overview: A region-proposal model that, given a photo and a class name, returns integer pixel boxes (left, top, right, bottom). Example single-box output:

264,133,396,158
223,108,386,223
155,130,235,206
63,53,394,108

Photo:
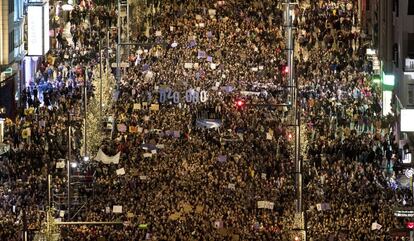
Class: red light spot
407,222,414,229
283,66,289,74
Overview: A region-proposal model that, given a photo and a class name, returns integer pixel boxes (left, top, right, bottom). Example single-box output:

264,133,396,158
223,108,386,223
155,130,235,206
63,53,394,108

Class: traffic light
406,222,414,229
235,99,245,110
282,65,289,75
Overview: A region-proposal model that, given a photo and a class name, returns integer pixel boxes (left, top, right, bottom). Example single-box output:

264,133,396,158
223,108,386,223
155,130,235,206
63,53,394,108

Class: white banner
94,148,120,164
257,201,274,210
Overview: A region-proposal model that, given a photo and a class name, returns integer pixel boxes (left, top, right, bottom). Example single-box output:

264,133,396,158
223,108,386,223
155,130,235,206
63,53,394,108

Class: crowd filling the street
0,0,411,240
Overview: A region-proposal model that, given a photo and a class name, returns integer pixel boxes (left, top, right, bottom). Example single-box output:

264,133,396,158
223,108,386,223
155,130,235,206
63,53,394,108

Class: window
9,31,14,54
393,44,399,67
408,34,414,57
8,0,14,14
408,84,414,106
394,0,399,17
409,0,414,15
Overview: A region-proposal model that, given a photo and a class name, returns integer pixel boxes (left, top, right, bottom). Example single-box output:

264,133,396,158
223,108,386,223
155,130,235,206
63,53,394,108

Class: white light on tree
62,4,74,11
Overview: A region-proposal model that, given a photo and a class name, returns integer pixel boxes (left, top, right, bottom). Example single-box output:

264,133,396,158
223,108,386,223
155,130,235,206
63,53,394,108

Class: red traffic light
407,222,414,229
280,65,289,75
283,66,289,74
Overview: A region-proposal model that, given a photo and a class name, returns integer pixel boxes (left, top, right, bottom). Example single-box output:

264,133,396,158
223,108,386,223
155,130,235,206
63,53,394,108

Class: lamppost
283,0,305,240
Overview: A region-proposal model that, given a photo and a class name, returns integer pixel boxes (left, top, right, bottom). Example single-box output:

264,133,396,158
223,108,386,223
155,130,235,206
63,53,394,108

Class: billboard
401,109,414,132
27,3,49,56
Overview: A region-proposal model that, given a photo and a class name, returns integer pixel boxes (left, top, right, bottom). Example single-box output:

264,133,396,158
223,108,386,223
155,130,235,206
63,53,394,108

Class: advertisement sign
401,109,414,132
27,3,49,56
43,2,50,54
382,90,392,116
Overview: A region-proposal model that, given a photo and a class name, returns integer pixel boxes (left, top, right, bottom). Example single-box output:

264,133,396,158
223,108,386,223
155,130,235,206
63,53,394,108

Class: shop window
409,84,414,106
409,0,414,15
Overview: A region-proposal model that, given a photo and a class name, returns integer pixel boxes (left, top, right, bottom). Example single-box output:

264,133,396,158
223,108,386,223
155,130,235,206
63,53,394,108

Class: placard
113,205,122,213
116,168,125,176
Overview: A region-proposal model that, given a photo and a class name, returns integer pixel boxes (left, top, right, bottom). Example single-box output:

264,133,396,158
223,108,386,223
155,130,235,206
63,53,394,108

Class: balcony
405,58,414,72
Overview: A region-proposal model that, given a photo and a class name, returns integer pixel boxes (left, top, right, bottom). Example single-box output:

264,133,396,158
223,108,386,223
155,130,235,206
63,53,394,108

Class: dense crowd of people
0,0,411,240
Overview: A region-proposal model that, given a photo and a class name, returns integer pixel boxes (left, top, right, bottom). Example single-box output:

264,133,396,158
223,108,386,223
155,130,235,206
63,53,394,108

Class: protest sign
169,212,181,220
143,153,152,158
195,205,204,214
22,128,31,139
116,168,125,176
371,222,382,230
217,155,227,162
316,203,331,211
117,124,127,132
184,63,194,69
56,159,66,169
183,203,193,213
257,201,274,210
266,132,273,140
129,126,138,133
208,9,216,16
133,103,141,110
113,205,122,213
150,104,159,111
214,220,223,228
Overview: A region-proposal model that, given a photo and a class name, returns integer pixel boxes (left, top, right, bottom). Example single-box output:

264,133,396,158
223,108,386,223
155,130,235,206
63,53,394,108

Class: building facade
0,0,26,119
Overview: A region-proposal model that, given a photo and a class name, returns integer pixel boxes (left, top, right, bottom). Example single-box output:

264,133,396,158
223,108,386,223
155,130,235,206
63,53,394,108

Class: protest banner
257,201,274,210
94,148,120,164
